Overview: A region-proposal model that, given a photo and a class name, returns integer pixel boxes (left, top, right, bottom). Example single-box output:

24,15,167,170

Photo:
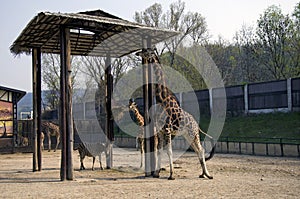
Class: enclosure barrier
72,77,300,119
216,137,300,157
6,120,300,157
114,135,300,157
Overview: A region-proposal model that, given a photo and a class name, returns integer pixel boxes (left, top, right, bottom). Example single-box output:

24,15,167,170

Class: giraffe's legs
198,150,213,179
54,135,60,152
47,132,51,152
165,132,175,180
41,132,44,150
139,138,144,168
136,137,139,150
193,139,213,179
153,133,162,178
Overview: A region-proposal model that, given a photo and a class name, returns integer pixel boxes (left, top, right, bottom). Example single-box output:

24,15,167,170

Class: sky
0,0,299,92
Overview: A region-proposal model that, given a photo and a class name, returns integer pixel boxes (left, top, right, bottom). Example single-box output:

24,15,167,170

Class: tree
134,3,162,27
42,54,79,110
204,37,239,86
80,56,133,93
164,1,209,67
290,2,300,76
134,0,209,65
234,24,266,83
134,0,210,92
79,55,133,130
256,5,294,80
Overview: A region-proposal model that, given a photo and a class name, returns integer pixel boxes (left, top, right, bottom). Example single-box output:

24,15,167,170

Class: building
0,85,26,152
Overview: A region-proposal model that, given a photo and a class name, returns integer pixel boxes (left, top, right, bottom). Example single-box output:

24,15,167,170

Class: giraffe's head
128,99,138,111
135,48,158,62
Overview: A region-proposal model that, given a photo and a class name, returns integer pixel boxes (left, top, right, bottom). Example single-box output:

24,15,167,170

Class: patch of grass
220,112,300,144
116,112,300,144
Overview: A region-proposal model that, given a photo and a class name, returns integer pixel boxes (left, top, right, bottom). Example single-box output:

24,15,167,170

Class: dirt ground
0,147,299,199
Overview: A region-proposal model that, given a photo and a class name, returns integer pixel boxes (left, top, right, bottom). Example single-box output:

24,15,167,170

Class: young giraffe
136,48,215,180
41,121,60,152
128,99,145,168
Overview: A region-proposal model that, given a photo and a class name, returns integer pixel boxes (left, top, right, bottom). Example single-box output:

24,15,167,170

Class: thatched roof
10,10,179,57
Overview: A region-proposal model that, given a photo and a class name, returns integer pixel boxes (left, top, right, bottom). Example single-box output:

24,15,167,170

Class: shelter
0,86,26,152
10,9,179,180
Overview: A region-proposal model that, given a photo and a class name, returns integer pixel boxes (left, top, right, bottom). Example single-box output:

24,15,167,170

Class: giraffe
136,48,215,180
128,99,145,168
41,121,60,152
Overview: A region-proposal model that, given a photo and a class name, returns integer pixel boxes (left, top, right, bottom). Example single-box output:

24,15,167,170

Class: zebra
75,142,107,171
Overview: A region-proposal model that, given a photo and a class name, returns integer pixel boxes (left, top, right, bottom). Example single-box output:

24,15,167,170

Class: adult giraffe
136,48,215,180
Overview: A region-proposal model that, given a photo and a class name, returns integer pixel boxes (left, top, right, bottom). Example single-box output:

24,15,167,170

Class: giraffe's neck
132,107,144,126
151,53,180,107
152,55,166,86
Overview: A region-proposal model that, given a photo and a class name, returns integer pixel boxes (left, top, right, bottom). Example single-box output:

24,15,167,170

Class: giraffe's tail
198,128,216,161
204,137,216,161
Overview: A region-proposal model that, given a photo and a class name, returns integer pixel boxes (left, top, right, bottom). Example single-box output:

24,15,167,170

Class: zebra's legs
99,154,103,170
92,157,95,171
80,156,85,170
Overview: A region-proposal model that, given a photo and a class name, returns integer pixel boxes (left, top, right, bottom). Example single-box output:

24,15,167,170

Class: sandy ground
0,147,299,199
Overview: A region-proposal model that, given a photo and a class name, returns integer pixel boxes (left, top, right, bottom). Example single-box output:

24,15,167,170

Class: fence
72,77,300,119
217,137,300,157
113,135,300,157
9,119,300,157
180,77,300,116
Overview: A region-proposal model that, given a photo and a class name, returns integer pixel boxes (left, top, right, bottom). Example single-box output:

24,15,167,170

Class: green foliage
256,5,298,79
221,112,300,143
160,52,206,91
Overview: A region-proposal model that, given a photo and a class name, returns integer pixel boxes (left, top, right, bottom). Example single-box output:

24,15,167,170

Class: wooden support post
142,37,155,177
105,53,114,169
60,26,73,181
148,50,155,176
32,48,42,172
